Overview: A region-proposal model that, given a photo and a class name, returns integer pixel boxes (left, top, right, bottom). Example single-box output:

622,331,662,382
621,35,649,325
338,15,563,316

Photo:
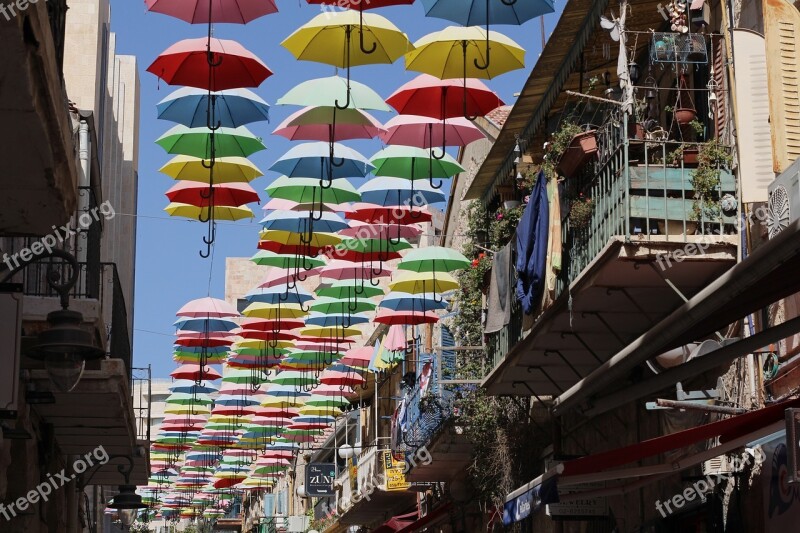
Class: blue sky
110,0,564,379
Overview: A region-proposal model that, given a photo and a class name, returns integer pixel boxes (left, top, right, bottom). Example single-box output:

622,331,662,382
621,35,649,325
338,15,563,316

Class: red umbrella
346,203,432,224
166,181,260,208
171,364,223,381
177,297,239,318
147,38,273,91
386,74,504,119
145,0,278,24
240,317,306,331
239,330,298,342
373,309,439,325
320,369,365,387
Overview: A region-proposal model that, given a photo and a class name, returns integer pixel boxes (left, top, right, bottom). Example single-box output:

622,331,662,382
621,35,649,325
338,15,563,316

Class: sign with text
382,451,410,491
306,463,336,497
546,482,607,519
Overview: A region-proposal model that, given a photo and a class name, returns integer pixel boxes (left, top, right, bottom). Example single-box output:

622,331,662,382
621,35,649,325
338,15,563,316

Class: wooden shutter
763,0,800,172
712,35,727,139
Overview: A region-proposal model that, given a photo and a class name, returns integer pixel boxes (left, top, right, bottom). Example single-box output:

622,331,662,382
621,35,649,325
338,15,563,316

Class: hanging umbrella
177,298,239,317
157,88,270,129
270,371,319,387
373,309,439,325
339,221,422,240
148,37,273,91
165,181,260,207
269,142,373,182
250,251,326,270
277,75,391,111
242,303,309,320
266,176,360,205
282,10,412,108
320,260,392,281
370,144,463,188
388,270,460,293
358,177,446,206
173,316,240,332
397,246,470,272
304,313,371,327
165,203,255,221
315,281,384,299
260,210,349,234
257,267,322,289
156,125,266,159
387,73,504,119
144,0,278,24
379,292,448,311
346,203,432,224
244,285,314,305
240,317,307,331
381,114,485,161
273,106,384,142
160,155,263,184
259,230,342,250
319,368,365,387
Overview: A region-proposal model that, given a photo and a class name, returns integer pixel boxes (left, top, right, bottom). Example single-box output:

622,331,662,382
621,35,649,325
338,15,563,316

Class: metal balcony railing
485,121,736,366
131,366,152,442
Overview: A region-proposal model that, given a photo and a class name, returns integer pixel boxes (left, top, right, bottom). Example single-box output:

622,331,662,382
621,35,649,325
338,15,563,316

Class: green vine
543,122,583,180
690,139,732,222
490,205,525,248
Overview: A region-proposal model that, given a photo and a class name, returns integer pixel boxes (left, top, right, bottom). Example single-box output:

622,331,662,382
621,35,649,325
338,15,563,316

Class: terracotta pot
674,108,697,125
628,122,647,140
681,147,699,165
556,130,598,178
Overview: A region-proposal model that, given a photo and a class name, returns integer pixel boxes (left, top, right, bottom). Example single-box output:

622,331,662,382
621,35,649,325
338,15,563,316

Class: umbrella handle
473,0,492,71
358,11,377,55
501,0,517,4
427,152,444,189
462,42,480,121
430,121,447,160
335,27,353,110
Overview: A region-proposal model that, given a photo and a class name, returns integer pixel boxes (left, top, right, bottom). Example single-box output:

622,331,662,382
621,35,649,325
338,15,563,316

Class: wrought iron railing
131,366,152,442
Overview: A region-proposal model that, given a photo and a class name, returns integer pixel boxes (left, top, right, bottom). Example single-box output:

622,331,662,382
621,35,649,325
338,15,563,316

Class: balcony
0,0,78,234
483,124,738,397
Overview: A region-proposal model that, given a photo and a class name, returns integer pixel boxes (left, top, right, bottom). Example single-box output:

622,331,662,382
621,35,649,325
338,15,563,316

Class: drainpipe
77,118,91,264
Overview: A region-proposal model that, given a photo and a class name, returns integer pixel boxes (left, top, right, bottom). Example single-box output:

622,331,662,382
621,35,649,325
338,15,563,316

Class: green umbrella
337,237,411,253
316,281,384,299
304,394,350,407
276,75,391,111
222,368,268,385
250,251,326,269
370,145,463,179
397,246,470,273
156,125,266,159
310,297,376,314
270,371,318,387
283,350,345,362
266,176,360,205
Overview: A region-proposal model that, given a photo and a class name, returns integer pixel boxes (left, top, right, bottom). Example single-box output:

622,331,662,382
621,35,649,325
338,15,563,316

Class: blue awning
502,476,559,525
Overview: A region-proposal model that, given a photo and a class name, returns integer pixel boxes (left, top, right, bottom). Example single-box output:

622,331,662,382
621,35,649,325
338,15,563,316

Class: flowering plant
568,194,593,229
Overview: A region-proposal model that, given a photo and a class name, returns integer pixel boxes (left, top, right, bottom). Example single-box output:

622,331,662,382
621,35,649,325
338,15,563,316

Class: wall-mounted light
628,61,641,86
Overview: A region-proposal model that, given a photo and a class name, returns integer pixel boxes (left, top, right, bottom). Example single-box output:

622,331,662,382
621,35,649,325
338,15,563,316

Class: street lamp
0,249,105,392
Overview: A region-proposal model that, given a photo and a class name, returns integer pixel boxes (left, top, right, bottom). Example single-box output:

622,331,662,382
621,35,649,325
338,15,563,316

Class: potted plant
690,138,733,223
555,124,597,178
673,74,697,125
568,194,593,229
668,144,700,166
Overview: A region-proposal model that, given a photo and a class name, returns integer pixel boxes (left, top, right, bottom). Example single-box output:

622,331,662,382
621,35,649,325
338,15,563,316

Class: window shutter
763,0,800,172
712,35,728,139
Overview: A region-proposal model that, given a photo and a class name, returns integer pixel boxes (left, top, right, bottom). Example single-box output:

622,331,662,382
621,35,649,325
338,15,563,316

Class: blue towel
515,171,550,315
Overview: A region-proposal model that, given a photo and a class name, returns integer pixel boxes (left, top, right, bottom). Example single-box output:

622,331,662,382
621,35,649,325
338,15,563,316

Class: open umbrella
160,155,263,184
387,73,504,120
266,176,360,205
381,114,485,164
269,142,373,184
358,177,446,206
145,0,278,24
156,125,266,159
157,87,270,129
178,297,240,318
370,144,463,189
273,106,384,143
388,271,460,293
165,203,254,221
397,246,470,272
148,37,273,92
277,75,391,111
282,10,412,109
165,181,260,207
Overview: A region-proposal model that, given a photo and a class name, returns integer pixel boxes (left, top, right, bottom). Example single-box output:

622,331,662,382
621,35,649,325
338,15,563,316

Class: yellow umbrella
300,405,342,417
242,303,309,319
261,396,306,408
299,326,362,338
282,10,413,108
234,339,294,350
258,230,342,247
159,155,263,184
388,271,460,294
164,404,212,415
165,202,255,221
405,26,524,80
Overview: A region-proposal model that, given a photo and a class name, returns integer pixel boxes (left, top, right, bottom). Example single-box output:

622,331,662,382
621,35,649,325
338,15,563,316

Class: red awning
396,503,453,533
560,397,800,479
371,511,418,533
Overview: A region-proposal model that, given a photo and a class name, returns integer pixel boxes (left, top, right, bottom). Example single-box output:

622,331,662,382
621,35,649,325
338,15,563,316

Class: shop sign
306,463,336,497
546,482,608,519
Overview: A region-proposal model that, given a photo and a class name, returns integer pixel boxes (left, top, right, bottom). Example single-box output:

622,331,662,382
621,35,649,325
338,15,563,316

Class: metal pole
655,399,747,415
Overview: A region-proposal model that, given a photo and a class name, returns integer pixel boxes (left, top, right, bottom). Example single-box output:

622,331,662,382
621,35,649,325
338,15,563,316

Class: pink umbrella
384,324,406,351
257,267,322,289
313,384,356,396
177,297,239,318
147,38,273,92
145,0,278,24
340,346,373,368
240,317,306,331
381,114,485,150
320,260,393,281
273,107,385,142
319,369,365,387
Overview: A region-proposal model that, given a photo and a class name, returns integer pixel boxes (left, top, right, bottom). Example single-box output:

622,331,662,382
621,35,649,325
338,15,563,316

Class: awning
554,217,800,416
504,397,800,519
372,511,418,533
396,503,453,533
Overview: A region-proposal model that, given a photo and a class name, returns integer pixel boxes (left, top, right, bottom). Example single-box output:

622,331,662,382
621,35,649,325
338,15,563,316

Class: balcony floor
483,235,737,398
405,422,473,483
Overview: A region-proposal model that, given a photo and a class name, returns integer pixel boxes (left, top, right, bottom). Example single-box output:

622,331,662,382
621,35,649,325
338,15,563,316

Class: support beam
655,399,747,415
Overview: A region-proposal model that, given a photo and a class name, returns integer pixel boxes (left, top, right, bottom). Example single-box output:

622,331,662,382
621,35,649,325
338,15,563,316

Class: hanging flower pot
673,74,697,126
556,130,597,178
674,108,697,125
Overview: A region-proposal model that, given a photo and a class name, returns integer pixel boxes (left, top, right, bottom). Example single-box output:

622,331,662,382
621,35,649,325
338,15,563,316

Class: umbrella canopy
242,303,309,320
260,210,349,234
257,267,322,289
370,145,464,178
173,316,240,332
266,176,360,205
358,177,447,205
339,221,422,240
165,203,254,221
373,309,439,325
420,0,555,26
379,292,448,311
157,88,270,129
319,260,392,281
388,271,460,293
269,142,373,179
397,246,470,272
145,0,278,24
346,203,433,224
148,38,273,91
315,281,384,299
250,251,326,269
178,298,240,318
386,74,504,119
381,114,485,148
405,26,525,80
156,125,266,159
165,181,260,208
277,76,391,111
282,10,412,68
160,155,263,184
273,106,384,142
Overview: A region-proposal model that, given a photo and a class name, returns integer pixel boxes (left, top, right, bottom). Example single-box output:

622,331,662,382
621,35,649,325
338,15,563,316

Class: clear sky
110,0,565,379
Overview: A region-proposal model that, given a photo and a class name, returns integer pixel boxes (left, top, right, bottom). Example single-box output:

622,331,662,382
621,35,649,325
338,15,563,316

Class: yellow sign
382,451,410,491
349,458,358,492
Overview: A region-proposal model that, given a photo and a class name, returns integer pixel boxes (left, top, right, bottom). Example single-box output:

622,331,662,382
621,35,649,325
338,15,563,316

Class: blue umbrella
157,87,270,128
264,385,311,399
173,345,230,354
214,395,262,407
169,380,220,395
304,312,371,327
245,285,314,305
260,210,349,233
379,292,448,312
358,177,447,206
173,317,240,332
269,142,374,180
292,415,335,425
420,0,555,26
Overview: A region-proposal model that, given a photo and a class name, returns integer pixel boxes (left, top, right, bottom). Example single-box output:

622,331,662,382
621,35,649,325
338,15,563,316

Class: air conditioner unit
767,157,800,238
702,454,735,477
286,515,309,532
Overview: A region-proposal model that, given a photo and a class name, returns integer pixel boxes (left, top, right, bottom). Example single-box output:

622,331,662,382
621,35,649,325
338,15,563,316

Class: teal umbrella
277,75,391,111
